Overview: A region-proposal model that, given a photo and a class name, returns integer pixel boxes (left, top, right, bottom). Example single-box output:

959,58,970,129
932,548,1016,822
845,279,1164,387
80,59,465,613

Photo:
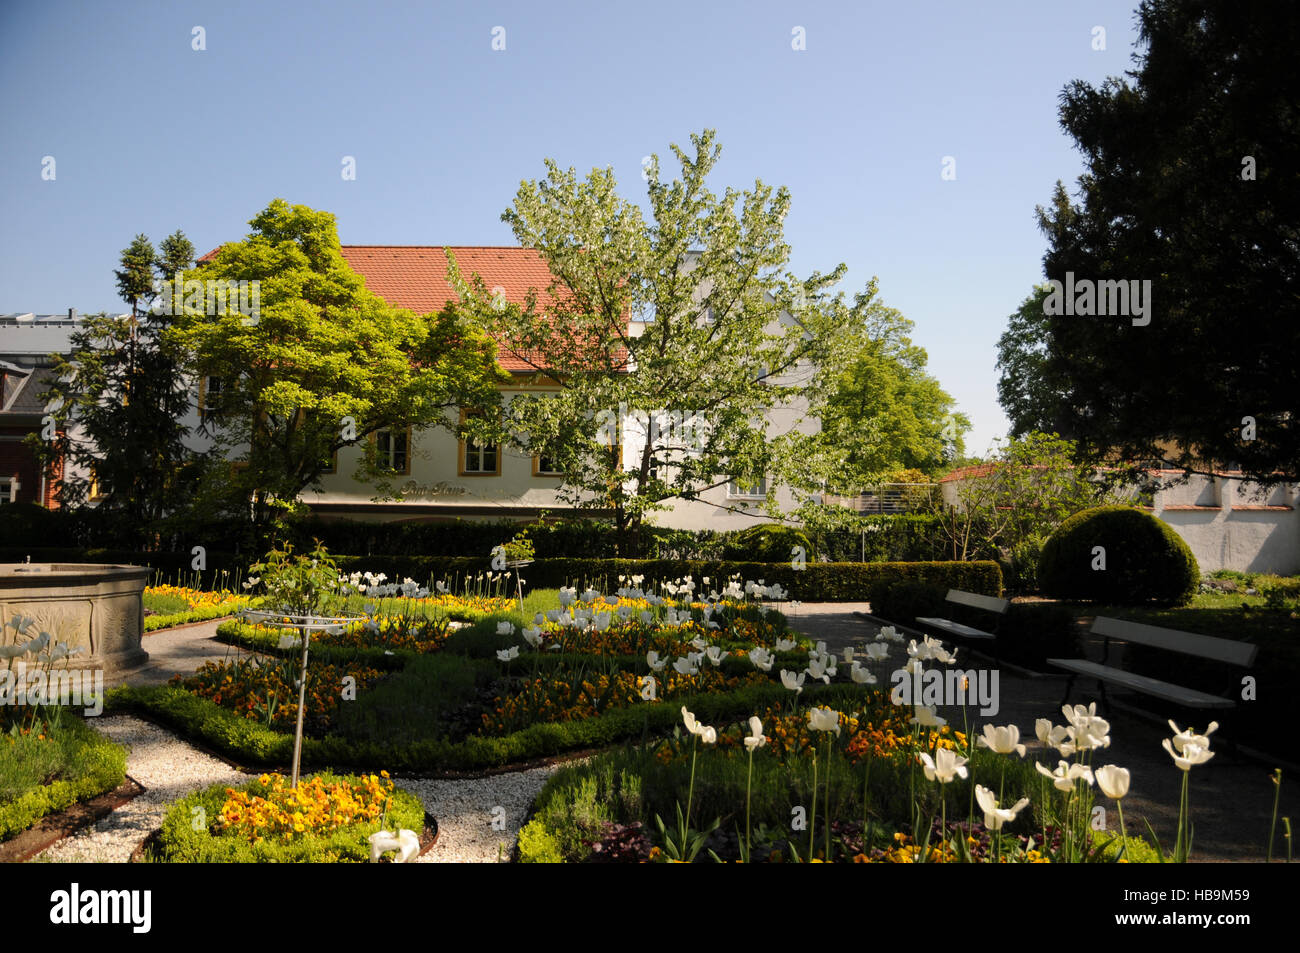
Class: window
0,478,13,505
88,468,105,502
533,453,563,477
463,435,499,475
728,477,767,500
199,376,224,421
374,427,410,474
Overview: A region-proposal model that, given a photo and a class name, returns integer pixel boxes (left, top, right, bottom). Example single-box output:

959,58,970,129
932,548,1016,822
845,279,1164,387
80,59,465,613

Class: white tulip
808,707,841,735
779,669,805,695
917,748,968,784
744,716,766,752
1095,764,1131,800
974,785,1031,830
978,724,1027,758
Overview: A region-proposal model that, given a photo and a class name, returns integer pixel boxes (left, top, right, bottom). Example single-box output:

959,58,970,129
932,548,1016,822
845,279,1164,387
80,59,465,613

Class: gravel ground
32,714,560,864
398,767,560,863
34,715,246,864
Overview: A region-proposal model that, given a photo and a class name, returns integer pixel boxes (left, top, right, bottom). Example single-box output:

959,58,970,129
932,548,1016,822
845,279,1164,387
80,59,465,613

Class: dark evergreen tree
998,0,1299,483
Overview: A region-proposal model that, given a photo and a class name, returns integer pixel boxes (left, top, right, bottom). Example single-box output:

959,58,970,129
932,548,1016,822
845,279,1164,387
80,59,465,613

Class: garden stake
290,620,309,789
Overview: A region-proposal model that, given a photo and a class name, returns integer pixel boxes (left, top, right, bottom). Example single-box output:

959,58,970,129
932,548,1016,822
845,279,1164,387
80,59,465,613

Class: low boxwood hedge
0,716,127,841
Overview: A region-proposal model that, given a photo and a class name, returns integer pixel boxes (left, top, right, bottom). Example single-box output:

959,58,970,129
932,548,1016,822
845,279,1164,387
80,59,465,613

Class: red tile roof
199,244,621,373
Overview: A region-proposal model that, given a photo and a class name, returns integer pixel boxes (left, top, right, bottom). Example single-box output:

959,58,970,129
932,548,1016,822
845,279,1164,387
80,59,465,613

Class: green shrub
148,773,425,863
722,524,815,563
516,818,565,863
1038,507,1199,605
1008,536,1046,594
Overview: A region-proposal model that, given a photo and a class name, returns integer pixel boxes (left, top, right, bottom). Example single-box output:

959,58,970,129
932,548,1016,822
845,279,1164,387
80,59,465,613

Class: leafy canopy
452,129,898,543
167,199,509,525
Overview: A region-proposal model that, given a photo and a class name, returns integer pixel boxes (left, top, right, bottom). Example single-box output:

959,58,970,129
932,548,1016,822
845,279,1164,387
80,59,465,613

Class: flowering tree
450,130,858,554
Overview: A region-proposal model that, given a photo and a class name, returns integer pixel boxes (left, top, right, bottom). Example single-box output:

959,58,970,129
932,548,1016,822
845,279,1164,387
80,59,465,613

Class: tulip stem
745,748,754,863
1267,770,1282,863
825,734,833,863
809,748,818,863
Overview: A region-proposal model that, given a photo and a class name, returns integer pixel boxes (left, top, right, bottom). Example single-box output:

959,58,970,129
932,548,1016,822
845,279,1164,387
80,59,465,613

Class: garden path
107,618,254,689
33,714,557,863
778,602,1300,863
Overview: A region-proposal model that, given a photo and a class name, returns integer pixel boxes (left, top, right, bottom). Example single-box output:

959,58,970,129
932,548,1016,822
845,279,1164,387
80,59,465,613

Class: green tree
1002,0,1300,483
926,432,1117,560
450,130,854,553
801,280,968,494
33,231,198,538
167,199,509,534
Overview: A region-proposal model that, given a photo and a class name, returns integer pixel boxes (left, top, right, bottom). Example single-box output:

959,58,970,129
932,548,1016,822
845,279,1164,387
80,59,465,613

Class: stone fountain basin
0,564,149,673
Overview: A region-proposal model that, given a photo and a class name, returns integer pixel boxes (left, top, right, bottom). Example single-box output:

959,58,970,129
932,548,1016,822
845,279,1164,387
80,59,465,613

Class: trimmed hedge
0,716,127,841
148,773,426,863
1038,507,1199,605
329,556,1003,603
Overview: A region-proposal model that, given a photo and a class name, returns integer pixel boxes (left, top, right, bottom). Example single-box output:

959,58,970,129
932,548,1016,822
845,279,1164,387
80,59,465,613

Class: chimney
68,308,77,321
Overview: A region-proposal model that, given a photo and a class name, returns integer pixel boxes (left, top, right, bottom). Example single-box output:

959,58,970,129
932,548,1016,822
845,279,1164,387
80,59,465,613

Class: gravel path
35,715,246,863
399,767,560,863
32,714,560,864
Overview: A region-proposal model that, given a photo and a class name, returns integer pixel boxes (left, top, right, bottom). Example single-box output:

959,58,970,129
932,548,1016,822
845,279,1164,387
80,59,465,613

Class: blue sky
0,0,1145,454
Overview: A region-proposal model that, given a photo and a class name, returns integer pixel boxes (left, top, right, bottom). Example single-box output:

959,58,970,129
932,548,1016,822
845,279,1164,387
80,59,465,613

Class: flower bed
147,771,426,863
143,586,250,632
171,657,384,734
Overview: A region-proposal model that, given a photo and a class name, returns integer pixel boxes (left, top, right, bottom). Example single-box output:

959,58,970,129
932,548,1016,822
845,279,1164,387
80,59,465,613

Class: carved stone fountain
0,564,149,672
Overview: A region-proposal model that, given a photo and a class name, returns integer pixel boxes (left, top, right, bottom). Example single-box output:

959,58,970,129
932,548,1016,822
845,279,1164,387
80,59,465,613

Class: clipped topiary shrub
1038,506,1199,605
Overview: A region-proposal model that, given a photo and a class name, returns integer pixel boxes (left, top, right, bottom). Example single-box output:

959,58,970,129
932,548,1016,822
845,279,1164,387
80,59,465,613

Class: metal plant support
506,559,532,611
239,609,364,788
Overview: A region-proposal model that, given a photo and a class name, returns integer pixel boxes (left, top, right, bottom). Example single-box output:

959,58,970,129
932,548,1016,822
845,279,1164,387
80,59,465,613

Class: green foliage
1004,2,1300,483
867,581,949,624
0,716,127,841
452,129,867,550
522,735,1044,863
148,773,425,863
107,677,818,773
247,541,343,616
31,230,203,541
785,279,968,493
165,198,509,531
325,556,1004,604
1038,506,1199,605
723,524,815,563
925,431,1115,560
516,818,565,863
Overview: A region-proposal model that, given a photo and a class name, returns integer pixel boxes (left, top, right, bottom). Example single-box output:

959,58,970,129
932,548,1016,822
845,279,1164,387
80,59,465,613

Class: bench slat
945,589,1009,614
1091,616,1258,667
916,617,996,640
1047,659,1237,709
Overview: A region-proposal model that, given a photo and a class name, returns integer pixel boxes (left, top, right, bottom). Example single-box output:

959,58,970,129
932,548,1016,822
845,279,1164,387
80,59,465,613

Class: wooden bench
915,589,1009,665
1049,616,1258,750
